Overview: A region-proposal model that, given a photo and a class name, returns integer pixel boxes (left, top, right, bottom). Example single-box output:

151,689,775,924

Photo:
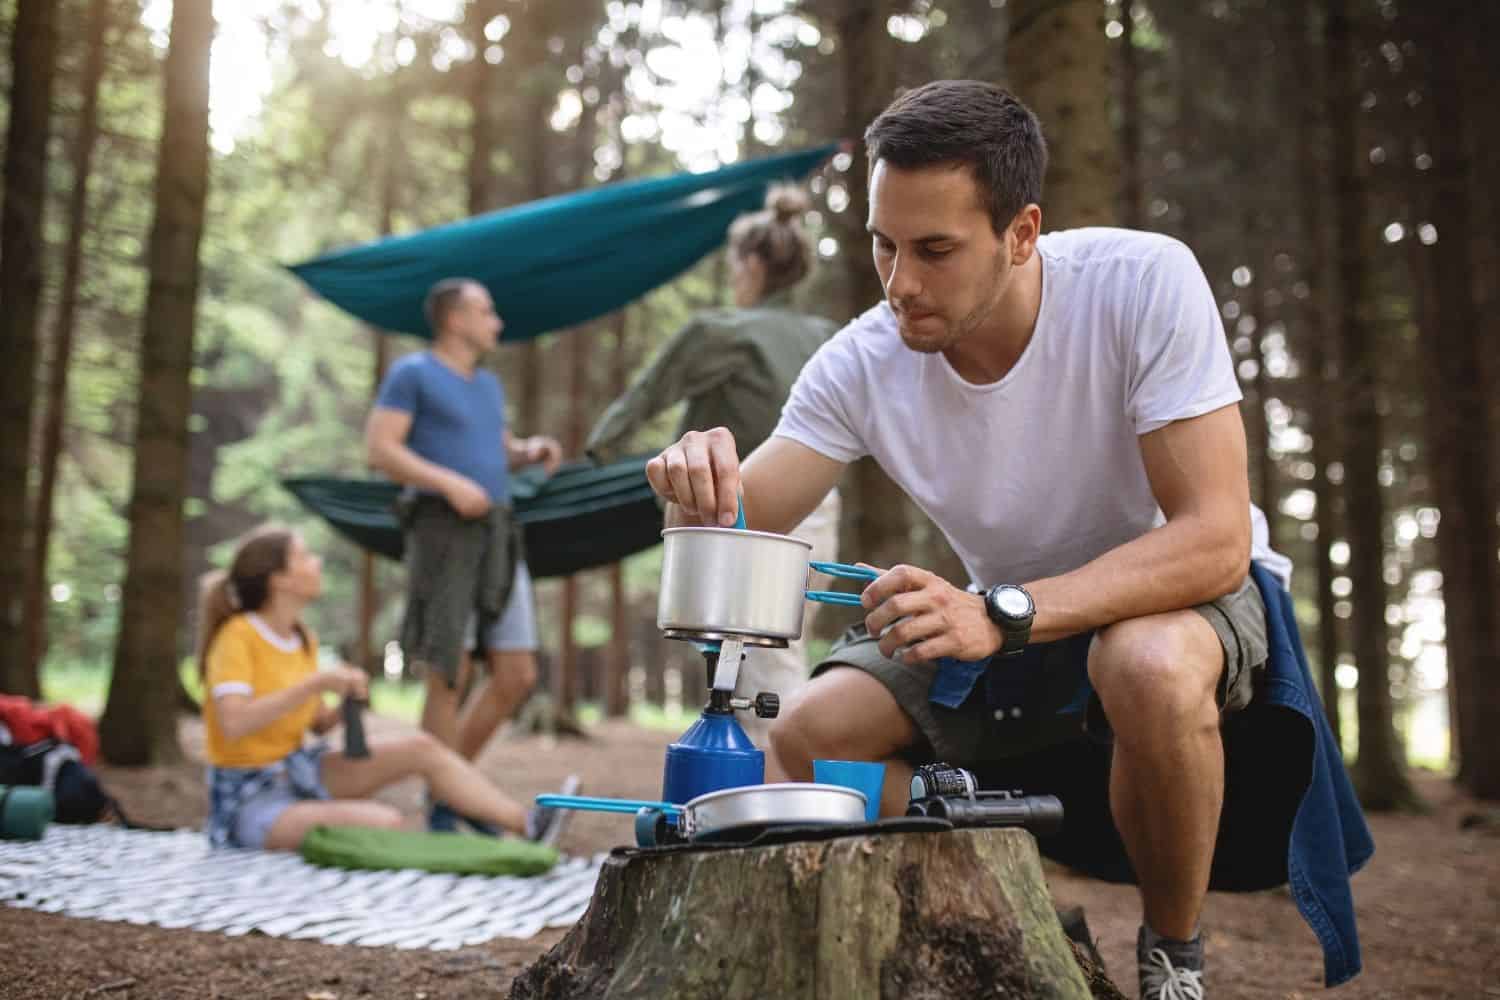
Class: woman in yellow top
199,525,571,850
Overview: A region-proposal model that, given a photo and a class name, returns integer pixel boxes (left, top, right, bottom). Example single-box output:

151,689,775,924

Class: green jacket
586,292,836,462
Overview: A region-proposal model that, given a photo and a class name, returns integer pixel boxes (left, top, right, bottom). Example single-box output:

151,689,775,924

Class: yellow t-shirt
203,613,321,768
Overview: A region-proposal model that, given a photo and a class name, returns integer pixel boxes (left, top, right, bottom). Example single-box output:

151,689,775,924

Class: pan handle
536,793,683,816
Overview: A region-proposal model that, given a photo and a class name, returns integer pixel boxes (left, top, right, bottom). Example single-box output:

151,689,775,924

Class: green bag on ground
300,824,558,876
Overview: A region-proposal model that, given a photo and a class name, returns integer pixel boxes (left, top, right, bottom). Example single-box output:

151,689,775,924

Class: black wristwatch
983,584,1035,658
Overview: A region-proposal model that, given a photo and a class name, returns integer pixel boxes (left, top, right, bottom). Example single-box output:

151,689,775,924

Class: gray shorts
464,561,538,653
812,574,1270,763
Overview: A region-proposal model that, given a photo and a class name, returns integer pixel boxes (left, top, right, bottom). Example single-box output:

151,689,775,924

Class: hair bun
765,184,810,224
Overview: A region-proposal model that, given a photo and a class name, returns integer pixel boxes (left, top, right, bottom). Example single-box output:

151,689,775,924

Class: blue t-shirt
374,352,510,502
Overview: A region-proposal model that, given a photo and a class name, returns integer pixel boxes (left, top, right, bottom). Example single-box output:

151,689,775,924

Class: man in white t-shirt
647,81,1278,997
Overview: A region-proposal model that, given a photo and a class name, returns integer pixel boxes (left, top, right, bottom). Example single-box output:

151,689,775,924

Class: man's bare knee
770,668,913,770
1089,616,1219,738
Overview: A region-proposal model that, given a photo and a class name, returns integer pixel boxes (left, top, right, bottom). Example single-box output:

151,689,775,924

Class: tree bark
99,0,215,765
27,0,107,683
1118,0,1142,230
1404,3,1500,801
464,0,504,217
1006,0,1120,230
1325,0,1415,810
0,0,59,696
509,828,1100,1000
1291,3,1343,741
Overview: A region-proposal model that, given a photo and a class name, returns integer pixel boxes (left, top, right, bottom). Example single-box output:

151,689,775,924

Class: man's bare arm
365,407,459,493
651,430,844,533
1023,405,1252,644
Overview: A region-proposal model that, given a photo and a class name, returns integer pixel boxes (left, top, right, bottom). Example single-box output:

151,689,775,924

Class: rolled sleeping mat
0,785,54,840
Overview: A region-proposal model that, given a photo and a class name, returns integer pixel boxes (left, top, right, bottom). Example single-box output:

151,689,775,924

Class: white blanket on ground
0,824,602,950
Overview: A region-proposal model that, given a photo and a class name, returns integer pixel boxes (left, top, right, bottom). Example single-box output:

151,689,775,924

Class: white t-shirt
774,226,1291,589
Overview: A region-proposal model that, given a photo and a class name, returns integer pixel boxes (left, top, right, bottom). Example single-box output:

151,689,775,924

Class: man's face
450,283,504,351
867,160,1013,354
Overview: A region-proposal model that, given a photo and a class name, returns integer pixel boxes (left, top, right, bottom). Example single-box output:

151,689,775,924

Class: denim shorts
206,745,329,850
813,574,1270,763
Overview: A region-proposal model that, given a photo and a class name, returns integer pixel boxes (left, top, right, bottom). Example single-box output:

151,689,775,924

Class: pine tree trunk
0,0,59,697
509,828,1102,1000
1118,0,1142,230
99,0,215,766
1291,4,1343,742
1406,3,1500,801
1006,0,1120,230
1325,0,1416,810
24,0,108,682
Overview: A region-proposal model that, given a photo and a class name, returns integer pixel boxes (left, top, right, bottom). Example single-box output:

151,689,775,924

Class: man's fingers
645,455,676,501
706,430,741,527
680,434,719,524
877,613,945,661
861,564,921,608
864,590,925,636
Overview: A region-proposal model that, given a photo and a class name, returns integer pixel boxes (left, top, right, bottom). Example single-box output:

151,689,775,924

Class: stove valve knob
754,692,780,719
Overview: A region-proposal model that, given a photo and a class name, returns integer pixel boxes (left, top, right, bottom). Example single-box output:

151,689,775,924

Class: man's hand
524,435,564,475
443,473,492,519
645,427,742,527
310,702,341,735
861,564,1004,663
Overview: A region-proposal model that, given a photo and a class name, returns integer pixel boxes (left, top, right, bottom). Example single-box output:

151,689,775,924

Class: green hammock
286,144,838,340
283,456,662,578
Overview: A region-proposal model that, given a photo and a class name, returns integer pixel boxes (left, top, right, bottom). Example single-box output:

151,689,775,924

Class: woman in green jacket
586,185,841,747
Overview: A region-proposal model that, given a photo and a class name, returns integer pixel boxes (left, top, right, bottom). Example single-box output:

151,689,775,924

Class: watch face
996,587,1032,617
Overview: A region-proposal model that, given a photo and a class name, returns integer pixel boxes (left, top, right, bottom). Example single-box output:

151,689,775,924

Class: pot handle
806,561,881,607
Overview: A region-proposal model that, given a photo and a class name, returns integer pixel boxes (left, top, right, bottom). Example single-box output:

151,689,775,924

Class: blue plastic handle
810,561,880,582
536,793,683,816
805,590,866,607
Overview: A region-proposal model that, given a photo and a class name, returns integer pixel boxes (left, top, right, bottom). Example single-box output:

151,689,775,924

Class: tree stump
509,828,1113,999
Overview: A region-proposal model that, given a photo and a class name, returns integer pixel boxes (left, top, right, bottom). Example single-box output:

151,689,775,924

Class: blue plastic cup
813,759,886,823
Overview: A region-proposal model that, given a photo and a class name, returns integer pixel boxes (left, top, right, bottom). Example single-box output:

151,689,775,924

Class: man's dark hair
424,277,478,334
864,80,1047,235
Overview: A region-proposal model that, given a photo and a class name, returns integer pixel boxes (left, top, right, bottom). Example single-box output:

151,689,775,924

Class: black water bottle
341,695,370,759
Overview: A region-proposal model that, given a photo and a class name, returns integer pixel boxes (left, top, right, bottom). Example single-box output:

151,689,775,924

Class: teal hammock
284,146,835,571
286,144,838,340
283,457,662,579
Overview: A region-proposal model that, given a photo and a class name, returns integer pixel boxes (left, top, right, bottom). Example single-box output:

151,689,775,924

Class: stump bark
510,828,1111,999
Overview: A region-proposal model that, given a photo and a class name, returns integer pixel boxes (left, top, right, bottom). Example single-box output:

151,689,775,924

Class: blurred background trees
0,0,1495,802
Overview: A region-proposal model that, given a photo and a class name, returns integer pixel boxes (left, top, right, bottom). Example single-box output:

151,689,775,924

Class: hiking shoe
1138,924,1204,1000
526,774,582,847
429,798,503,837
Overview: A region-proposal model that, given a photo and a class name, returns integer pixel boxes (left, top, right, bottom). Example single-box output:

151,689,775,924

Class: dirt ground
1,713,1496,999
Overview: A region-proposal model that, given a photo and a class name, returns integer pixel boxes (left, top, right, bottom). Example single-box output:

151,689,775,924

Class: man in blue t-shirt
367,278,576,838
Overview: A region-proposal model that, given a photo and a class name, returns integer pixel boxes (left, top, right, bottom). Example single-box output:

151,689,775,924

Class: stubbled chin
898,327,948,353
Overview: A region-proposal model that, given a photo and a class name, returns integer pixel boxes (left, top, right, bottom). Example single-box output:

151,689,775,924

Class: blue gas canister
662,709,764,804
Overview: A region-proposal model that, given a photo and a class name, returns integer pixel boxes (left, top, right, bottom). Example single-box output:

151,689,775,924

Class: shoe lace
1142,947,1204,1000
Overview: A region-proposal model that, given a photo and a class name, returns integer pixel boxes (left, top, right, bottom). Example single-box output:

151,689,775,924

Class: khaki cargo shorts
812,574,1271,763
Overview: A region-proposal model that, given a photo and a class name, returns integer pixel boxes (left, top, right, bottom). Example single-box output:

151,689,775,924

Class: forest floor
1,713,1496,999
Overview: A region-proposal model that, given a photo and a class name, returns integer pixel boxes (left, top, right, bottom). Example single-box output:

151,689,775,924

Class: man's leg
1087,608,1225,941
450,561,540,760
455,649,539,760
767,666,921,818
419,653,473,750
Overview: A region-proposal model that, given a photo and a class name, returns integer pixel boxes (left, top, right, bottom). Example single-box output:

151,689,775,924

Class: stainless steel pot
657,526,815,645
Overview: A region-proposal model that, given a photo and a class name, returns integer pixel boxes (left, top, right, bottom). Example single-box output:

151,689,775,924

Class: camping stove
659,632,781,806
